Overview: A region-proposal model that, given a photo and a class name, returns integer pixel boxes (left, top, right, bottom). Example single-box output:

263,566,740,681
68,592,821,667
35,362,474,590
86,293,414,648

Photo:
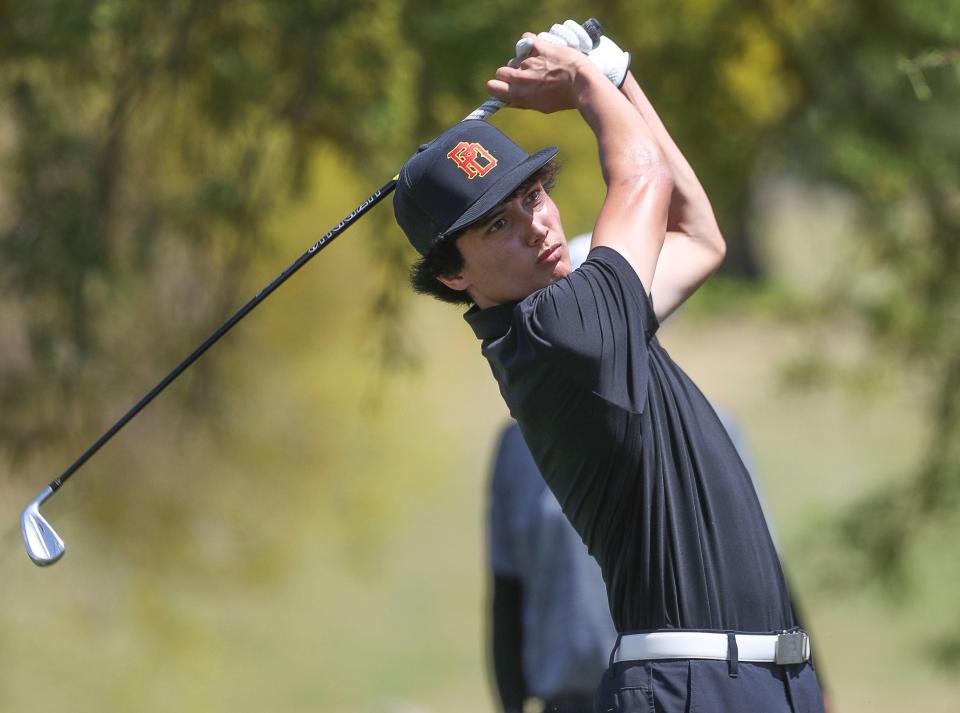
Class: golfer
394,21,825,713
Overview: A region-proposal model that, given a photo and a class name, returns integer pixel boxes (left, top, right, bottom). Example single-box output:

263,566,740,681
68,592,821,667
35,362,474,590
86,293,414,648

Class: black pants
542,693,595,713
594,659,826,713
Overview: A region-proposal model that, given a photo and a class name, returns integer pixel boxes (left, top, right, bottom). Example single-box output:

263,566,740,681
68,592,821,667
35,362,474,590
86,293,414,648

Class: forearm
619,72,723,248
573,63,673,288
573,64,667,188
488,37,665,186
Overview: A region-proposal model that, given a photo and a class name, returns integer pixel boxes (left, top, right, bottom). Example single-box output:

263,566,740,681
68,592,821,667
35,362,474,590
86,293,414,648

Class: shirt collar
463,301,518,341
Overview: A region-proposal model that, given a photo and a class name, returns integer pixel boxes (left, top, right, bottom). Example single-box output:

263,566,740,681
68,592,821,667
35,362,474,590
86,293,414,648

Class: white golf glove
534,19,631,88
537,20,593,53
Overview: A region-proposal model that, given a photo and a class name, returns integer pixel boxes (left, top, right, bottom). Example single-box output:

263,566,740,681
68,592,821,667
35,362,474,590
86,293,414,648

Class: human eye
525,187,543,206
487,217,508,234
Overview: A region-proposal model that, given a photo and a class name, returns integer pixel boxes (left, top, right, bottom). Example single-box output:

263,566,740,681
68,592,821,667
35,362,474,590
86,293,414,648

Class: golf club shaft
41,99,507,497
47,179,395,494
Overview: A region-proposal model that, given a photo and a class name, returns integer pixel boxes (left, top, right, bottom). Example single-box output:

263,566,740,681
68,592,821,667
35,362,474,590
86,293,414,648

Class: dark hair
409,159,561,305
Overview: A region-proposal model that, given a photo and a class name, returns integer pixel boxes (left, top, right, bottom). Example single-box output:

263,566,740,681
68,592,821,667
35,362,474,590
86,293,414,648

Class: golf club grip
464,98,505,121
463,36,536,121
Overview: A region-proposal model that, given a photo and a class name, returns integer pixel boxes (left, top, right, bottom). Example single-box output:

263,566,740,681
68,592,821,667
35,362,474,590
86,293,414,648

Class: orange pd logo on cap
447,141,498,179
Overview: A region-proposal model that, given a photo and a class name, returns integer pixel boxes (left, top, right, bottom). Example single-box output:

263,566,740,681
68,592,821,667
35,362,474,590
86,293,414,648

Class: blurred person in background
395,20,825,713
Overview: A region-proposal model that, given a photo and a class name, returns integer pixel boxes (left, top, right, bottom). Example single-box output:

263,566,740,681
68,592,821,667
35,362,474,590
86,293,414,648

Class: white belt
614,631,811,665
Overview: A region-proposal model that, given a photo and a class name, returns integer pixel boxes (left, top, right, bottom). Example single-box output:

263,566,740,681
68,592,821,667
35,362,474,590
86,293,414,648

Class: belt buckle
775,632,809,665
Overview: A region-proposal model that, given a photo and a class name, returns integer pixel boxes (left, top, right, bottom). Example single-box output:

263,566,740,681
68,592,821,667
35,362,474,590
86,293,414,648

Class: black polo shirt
465,246,796,633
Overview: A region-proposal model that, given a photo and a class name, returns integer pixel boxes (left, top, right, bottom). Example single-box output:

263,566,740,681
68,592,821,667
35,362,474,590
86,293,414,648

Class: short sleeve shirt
466,247,795,633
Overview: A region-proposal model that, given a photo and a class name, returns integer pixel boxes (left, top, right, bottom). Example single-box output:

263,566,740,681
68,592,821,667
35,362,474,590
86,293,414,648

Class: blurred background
1,1,959,711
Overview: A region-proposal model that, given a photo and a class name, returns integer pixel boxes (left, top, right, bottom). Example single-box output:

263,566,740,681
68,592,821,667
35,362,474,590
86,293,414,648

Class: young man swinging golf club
394,21,826,713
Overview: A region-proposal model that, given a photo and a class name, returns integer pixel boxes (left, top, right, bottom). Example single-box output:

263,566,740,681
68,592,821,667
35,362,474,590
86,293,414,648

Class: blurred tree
582,0,805,278
763,0,960,626
0,0,560,578
0,0,428,581
0,0,418,454
2,0,958,653
1,0,788,456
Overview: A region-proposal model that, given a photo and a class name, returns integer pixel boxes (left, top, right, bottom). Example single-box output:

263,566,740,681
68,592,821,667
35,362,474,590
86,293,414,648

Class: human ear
436,272,470,292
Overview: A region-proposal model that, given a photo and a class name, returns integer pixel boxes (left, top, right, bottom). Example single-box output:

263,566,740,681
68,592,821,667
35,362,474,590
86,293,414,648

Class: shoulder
518,245,659,345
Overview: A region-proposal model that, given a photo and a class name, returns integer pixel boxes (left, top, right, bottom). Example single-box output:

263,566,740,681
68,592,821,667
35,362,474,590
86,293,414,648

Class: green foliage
2,0,960,664
0,1,409,450
764,0,960,612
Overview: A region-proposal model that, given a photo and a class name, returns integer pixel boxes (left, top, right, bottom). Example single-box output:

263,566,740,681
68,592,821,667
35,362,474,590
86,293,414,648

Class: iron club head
21,486,65,566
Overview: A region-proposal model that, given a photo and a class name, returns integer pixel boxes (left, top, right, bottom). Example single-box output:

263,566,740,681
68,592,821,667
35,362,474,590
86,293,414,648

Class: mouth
537,243,562,264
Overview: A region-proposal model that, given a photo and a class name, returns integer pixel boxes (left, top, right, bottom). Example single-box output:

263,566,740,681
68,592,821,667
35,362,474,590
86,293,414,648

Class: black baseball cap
394,120,558,255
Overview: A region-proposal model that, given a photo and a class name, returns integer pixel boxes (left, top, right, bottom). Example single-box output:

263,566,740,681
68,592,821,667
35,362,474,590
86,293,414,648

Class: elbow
698,229,726,277
693,195,726,271
713,230,727,267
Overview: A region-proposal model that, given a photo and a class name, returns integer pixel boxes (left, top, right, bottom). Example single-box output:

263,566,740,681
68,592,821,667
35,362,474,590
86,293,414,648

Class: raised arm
617,71,726,320
521,21,726,320
487,36,674,293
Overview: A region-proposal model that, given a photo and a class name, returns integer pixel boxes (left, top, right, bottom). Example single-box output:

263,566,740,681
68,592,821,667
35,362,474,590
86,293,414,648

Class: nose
527,213,548,246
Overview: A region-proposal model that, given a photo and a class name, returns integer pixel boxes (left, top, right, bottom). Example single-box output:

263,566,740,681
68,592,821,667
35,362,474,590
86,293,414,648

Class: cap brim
441,146,558,237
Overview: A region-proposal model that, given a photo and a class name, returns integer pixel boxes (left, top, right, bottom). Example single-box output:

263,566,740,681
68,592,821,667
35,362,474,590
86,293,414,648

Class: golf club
18,25,607,567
